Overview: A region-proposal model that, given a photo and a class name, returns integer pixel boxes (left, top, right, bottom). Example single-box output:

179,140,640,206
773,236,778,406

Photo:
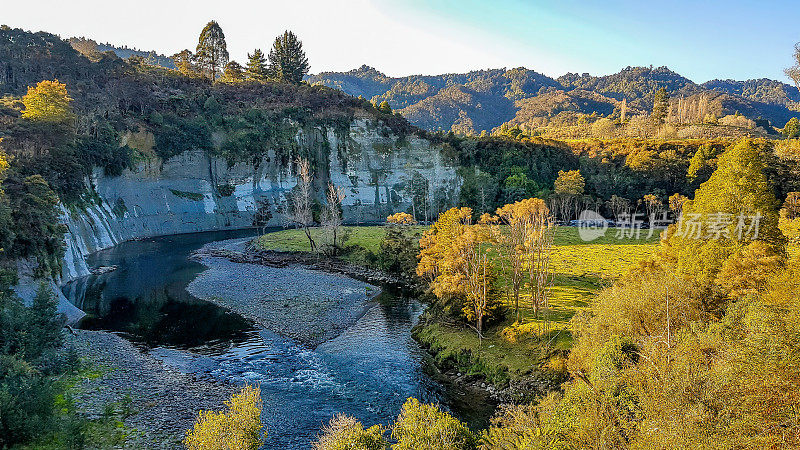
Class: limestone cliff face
61,118,460,281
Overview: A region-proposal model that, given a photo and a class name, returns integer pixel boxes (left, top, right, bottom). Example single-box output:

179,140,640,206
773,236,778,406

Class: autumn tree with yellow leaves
417,208,500,338
552,169,585,221
21,80,74,124
495,198,555,322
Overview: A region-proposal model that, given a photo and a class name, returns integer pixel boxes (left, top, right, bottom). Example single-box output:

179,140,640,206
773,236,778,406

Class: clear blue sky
2,0,798,82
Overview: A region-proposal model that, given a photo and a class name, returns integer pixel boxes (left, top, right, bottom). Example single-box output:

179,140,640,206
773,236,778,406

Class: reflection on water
61,229,490,449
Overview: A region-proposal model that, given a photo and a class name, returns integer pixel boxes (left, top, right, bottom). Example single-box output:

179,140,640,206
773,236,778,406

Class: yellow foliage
715,240,784,299
314,414,386,450
386,212,416,225
499,322,537,344
391,398,476,450
779,208,800,243
184,385,264,450
416,207,472,284
553,169,584,195
21,80,74,123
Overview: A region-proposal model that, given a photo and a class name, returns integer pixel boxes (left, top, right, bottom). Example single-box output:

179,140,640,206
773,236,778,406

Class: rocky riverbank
187,238,380,348
67,330,237,449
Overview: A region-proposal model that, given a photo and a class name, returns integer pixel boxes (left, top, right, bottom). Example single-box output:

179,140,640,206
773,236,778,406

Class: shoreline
222,240,537,406
67,330,237,449
186,238,382,348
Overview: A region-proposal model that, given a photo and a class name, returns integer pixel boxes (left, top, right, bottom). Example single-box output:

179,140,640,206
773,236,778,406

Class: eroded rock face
61,119,460,281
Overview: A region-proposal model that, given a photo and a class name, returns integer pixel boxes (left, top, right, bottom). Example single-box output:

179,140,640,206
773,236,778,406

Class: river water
61,229,493,448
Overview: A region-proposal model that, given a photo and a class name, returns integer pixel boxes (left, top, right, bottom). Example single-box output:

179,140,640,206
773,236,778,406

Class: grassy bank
254,225,660,391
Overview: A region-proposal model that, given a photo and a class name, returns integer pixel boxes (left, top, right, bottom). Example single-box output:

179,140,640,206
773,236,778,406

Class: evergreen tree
651,87,669,125
377,100,392,114
195,20,229,81
221,61,245,82
245,49,267,82
267,31,310,84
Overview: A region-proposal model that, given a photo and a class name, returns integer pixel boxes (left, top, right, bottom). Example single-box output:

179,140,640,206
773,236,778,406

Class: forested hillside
309,65,800,135
0,24,405,282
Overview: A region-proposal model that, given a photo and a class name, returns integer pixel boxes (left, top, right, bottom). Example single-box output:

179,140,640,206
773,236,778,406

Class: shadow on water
63,229,263,350
62,229,496,448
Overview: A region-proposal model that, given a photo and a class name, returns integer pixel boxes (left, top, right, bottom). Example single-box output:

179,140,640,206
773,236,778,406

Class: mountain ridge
308,65,800,134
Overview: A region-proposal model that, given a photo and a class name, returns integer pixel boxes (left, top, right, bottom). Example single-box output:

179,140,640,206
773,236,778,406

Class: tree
245,49,267,82
642,193,663,219
287,157,317,251
668,193,688,216
554,169,584,197
21,80,73,123
687,143,713,179
455,219,497,338
418,208,499,337
784,117,800,138
715,241,783,299
651,87,669,125
313,414,386,450
377,101,392,114
552,169,584,221
220,61,245,83
171,49,196,76
267,31,310,84
786,43,800,92
322,182,345,253
184,385,264,450
195,20,229,81
502,167,538,204
391,398,477,450
418,208,493,332
380,213,419,278
495,198,553,322
664,140,785,296
606,195,631,222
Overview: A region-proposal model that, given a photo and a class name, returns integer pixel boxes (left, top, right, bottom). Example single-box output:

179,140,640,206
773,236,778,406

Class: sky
2,0,798,83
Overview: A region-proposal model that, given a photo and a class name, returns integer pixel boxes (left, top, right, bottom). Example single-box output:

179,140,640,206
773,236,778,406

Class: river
61,229,494,448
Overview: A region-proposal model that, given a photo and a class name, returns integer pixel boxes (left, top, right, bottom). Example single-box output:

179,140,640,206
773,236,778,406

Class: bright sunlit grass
255,225,659,381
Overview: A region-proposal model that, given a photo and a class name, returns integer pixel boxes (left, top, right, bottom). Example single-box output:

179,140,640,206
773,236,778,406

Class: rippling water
61,229,483,449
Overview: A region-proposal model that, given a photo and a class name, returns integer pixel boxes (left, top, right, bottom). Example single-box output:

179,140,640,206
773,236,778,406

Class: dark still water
61,229,493,448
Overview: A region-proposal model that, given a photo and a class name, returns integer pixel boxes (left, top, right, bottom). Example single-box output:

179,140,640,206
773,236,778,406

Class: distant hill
69,37,174,69
308,65,800,134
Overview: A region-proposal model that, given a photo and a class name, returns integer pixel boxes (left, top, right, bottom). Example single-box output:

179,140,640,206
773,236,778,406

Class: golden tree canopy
184,385,264,450
553,169,585,195
387,212,416,225
21,80,74,123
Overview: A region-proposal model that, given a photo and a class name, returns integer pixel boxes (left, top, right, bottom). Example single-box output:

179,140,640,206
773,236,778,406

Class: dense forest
309,65,800,136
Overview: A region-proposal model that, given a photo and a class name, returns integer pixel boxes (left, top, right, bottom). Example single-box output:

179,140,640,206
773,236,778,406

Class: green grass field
255,225,660,385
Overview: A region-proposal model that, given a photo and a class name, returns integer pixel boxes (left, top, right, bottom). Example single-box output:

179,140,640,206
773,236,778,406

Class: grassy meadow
254,225,660,387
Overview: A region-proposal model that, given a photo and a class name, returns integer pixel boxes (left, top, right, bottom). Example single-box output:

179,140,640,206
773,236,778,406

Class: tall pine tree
651,87,669,125
195,20,229,81
246,49,267,82
267,31,309,84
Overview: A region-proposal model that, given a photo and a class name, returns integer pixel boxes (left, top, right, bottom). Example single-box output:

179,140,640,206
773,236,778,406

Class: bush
391,398,477,450
313,414,386,450
184,385,264,450
0,280,67,448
